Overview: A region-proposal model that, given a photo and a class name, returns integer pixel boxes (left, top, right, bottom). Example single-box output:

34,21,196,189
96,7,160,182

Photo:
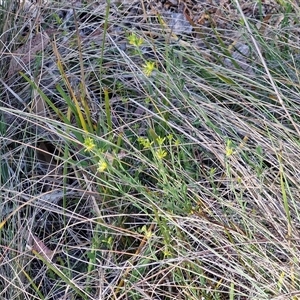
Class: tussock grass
1,0,300,299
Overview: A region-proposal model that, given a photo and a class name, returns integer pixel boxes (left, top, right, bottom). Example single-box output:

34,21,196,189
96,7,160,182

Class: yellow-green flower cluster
127,32,156,77
143,61,156,77
83,137,95,152
97,160,108,172
156,136,165,146
83,137,108,173
155,148,167,160
138,137,153,149
225,139,234,157
138,135,168,160
155,136,168,160
128,32,144,47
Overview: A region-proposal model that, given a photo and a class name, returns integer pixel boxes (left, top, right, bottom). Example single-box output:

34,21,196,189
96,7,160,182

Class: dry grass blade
1,1,300,299
26,230,55,262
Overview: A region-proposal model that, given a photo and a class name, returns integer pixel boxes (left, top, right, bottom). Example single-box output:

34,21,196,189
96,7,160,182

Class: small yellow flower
138,137,153,149
226,148,234,157
167,134,173,141
128,32,143,47
97,160,108,172
156,136,165,146
174,139,180,147
225,140,234,157
143,61,156,77
83,137,95,152
140,225,152,239
163,246,172,257
155,148,167,160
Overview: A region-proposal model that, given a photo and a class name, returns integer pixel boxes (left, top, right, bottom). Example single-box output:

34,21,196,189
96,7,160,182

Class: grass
1,0,300,299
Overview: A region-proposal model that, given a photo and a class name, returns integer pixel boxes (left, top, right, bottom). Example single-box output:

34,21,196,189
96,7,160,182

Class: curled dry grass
1,0,300,299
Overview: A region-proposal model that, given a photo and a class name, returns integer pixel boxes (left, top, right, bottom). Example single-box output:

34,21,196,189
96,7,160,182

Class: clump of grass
1,0,300,299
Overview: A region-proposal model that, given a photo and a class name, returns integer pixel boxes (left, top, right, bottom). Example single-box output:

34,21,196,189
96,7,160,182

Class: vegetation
1,0,300,299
